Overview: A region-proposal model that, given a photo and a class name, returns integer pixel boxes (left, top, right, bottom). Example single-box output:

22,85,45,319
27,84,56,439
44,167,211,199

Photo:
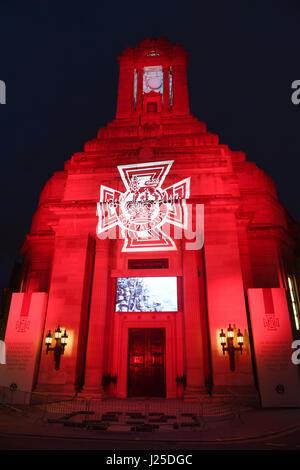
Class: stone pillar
182,249,205,396
81,238,109,396
136,67,143,115
163,66,170,110
36,234,91,393
204,205,254,391
116,55,134,118
172,45,189,115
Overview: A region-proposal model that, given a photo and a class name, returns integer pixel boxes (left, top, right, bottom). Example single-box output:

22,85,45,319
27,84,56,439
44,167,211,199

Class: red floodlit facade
3,38,300,402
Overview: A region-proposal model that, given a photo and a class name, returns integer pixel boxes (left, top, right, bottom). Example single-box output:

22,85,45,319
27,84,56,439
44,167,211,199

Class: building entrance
128,328,166,397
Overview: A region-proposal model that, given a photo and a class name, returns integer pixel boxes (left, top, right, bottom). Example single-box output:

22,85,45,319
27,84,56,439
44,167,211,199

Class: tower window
133,69,138,110
288,275,300,330
143,66,163,95
169,66,173,107
146,51,160,56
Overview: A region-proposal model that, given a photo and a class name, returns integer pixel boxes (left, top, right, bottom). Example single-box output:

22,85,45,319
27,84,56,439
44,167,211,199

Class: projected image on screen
116,277,177,312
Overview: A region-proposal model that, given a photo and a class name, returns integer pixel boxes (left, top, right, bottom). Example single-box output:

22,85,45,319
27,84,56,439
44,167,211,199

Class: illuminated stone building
2,38,300,406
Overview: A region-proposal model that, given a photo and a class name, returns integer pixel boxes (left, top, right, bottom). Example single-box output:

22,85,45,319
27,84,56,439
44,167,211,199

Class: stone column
204,205,254,391
182,249,206,396
36,234,91,393
81,238,109,396
163,66,170,110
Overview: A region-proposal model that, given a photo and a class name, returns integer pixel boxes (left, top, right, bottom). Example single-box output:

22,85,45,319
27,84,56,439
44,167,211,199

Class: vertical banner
247,288,300,407
0,293,48,397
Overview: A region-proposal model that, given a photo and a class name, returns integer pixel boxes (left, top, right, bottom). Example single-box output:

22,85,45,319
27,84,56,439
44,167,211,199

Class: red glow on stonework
1,38,300,406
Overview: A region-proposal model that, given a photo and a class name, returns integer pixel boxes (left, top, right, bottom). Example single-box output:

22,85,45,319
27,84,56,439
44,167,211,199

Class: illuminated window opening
288,275,300,330
169,66,173,107
143,66,163,95
133,69,137,110
146,51,160,56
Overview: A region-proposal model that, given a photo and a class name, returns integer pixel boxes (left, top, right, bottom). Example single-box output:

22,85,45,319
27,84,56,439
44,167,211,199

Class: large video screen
116,277,177,312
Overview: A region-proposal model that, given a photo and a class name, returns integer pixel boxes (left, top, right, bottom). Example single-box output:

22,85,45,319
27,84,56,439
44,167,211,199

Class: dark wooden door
128,328,166,397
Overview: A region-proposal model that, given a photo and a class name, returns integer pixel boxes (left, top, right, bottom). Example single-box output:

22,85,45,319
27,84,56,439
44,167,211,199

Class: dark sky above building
0,0,299,293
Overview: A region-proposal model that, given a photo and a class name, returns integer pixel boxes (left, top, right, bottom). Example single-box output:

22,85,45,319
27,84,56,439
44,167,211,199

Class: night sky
0,0,299,294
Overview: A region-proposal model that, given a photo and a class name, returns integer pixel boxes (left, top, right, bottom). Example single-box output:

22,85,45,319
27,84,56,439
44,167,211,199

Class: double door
128,328,166,397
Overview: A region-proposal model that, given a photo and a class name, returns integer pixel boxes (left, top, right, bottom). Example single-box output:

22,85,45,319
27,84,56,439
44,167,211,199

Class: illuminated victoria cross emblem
97,160,190,252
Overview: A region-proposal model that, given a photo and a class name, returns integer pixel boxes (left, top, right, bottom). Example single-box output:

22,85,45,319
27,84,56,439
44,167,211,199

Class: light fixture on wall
219,324,244,371
45,325,68,370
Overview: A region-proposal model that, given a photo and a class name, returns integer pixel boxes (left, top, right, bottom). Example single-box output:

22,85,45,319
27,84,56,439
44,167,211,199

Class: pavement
0,402,300,449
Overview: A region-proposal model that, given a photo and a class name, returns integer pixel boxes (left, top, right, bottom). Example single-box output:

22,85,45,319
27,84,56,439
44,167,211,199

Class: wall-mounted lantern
45,325,68,370
219,324,244,371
